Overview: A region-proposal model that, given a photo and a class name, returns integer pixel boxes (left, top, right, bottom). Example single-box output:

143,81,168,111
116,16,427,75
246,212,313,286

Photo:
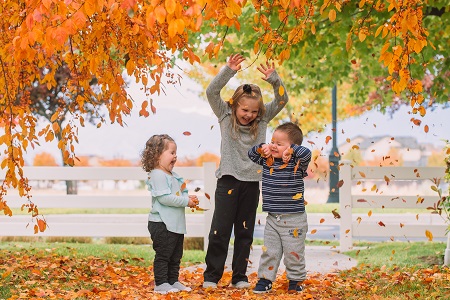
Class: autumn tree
427,150,446,167
0,0,448,232
195,152,220,168
32,152,58,167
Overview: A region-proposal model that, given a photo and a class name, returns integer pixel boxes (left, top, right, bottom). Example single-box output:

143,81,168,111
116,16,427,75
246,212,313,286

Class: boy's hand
227,53,245,71
282,148,293,163
257,61,275,81
260,144,272,158
188,195,199,208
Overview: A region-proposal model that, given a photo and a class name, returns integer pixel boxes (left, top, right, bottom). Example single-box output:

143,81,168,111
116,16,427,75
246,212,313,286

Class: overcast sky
20,74,450,165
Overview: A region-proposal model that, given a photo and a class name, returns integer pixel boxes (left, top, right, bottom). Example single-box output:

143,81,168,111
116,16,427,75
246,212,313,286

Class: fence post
339,160,353,252
203,162,217,252
445,234,450,266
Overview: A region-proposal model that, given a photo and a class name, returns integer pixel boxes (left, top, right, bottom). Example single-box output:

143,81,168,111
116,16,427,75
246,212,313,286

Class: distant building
338,136,438,167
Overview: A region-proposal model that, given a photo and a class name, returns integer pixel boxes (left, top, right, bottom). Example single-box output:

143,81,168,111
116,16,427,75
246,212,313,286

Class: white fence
339,161,449,263
1,163,449,263
0,163,217,251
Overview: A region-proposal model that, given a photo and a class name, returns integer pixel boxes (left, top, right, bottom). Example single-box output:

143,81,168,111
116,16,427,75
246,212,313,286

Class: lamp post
327,85,340,203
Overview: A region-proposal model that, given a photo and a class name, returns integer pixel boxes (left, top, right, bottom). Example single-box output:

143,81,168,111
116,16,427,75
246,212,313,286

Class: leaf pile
1,248,449,299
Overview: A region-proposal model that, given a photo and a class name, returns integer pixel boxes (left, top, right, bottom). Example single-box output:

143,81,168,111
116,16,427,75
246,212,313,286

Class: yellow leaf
278,86,285,96
293,228,299,237
228,189,233,194
292,193,303,200
154,6,166,24
358,31,366,42
328,9,336,22
165,0,176,15
368,210,372,217
425,230,433,241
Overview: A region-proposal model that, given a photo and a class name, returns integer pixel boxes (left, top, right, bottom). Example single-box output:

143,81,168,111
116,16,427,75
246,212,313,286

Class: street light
327,85,340,203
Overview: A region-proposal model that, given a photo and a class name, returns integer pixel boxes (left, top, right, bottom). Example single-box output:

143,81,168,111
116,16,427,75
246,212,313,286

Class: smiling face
269,130,292,159
235,97,260,126
157,141,177,174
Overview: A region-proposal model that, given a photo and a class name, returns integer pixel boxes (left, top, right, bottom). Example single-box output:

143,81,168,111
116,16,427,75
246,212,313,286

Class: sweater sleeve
248,144,266,166
206,65,237,119
292,144,312,178
263,70,289,121
148,171,189,207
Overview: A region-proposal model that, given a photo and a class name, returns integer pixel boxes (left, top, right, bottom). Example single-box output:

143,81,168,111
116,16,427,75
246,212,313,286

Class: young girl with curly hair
141,134,198,294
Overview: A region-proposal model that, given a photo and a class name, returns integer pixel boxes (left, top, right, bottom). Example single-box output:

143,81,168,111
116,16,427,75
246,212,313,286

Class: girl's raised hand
227,53,245,71
257,61,276,81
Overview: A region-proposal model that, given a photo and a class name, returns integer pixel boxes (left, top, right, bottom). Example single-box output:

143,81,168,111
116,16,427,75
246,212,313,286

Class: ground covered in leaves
1,248,449,299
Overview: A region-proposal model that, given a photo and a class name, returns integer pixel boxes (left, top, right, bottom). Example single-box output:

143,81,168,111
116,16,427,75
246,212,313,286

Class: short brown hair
275,122,303,145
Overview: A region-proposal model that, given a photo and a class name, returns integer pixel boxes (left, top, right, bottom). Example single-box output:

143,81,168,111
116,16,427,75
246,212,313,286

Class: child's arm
155,193,189,208
248,144,267,166
206,54,243,118
149,172,189,207
260,62,289,120
290,145,312,178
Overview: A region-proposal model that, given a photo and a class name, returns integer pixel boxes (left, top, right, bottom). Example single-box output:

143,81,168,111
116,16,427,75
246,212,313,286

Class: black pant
148,221,184,286
204,175,260,284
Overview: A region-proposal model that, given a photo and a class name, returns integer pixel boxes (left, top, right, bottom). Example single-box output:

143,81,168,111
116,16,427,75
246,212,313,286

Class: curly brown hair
140,134,175,172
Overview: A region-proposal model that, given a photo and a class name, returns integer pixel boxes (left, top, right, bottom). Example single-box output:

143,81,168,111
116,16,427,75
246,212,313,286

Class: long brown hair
229,83,266,139
140,134,175,172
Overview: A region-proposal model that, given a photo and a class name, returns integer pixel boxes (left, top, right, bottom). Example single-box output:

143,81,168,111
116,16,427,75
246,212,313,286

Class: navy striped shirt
248,143,312,214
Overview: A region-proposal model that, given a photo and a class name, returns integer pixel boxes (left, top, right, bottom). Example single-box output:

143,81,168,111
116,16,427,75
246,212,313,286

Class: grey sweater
206,65,288,182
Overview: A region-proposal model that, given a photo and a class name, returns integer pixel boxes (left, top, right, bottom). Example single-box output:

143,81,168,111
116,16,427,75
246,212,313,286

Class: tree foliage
0,0,448,230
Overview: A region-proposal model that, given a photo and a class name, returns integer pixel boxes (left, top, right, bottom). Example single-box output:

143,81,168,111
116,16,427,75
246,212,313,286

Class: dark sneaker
288,280,304,292
253,278,272,294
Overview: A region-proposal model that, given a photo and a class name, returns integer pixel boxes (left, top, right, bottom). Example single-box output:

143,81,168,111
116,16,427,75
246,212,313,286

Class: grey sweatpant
257,212,308,282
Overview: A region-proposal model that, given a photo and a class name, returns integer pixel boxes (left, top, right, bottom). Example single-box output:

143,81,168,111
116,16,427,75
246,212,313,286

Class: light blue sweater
146,169,189,234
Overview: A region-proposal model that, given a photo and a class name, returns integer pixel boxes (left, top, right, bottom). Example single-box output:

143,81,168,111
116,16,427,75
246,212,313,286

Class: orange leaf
310,229,317,234
204,193,210,200
325,136,332,144
183,131,191,136
425,230,433,241
37,219,46,232
290,251,300,260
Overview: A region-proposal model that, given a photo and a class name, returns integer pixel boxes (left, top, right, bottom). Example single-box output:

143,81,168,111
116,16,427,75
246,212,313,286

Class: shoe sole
253,289,272,294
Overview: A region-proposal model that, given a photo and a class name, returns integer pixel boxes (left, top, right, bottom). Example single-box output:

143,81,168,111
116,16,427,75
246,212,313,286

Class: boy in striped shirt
248,122,312,293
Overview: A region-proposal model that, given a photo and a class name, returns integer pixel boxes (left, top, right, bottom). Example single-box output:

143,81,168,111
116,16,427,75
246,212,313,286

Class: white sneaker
231,281,250,289
202,281,217,289
154,283,179,294
172,281,192,292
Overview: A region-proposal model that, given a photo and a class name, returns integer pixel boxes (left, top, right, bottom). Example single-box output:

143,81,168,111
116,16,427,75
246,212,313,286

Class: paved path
185,245,358,275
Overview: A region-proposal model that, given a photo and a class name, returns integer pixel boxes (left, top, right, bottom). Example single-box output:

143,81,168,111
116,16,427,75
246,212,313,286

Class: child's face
158,141,177,173
269,130,291,159
235,97,260,126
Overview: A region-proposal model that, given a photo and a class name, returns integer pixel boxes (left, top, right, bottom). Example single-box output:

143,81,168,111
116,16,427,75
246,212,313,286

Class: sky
21,74,450,165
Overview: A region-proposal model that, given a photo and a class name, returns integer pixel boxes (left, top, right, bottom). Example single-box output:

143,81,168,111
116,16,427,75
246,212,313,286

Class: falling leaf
319,218,325,223
262,245,267,252
195,207,209,211
400,223,404,227
357,199,367,203
332,209,341,219
228,189,233,194
310,229,316,235
205,193,210,200
378,221,385,227
194,187,201,192
368,210,372,217
359,171,366,178
345,229,350,234
278,86,285,96
356,216,362,224
150,99,157,114
292,193,303,200
425,230,433,241
266,156,274,166
290,251,300,260
325,136,332,144
293,228,299,237
268,266,274,270
180,181,187,190
183,131,191,136
424,125,429,133
336,180,344,188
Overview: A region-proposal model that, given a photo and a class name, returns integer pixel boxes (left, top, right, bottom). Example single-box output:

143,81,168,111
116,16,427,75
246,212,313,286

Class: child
203,53,288,289
141,134,199,294
248,122,312,293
